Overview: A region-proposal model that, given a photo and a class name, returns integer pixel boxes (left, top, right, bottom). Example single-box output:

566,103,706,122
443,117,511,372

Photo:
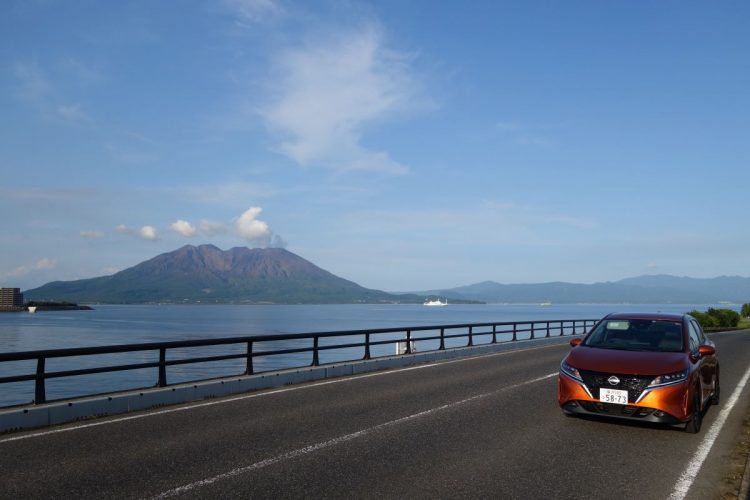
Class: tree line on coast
688,303,750,329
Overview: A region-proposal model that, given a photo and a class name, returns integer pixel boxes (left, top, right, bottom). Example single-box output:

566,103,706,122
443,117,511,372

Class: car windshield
583,319,684,352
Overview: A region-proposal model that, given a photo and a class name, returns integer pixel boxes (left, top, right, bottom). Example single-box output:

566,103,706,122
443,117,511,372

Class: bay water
0,303,732,407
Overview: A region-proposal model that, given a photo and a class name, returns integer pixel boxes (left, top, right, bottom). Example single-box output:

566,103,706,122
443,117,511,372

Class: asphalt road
2,330,750,499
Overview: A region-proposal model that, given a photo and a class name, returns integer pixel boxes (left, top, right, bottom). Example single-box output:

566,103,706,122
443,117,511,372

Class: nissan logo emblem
607,376,620,386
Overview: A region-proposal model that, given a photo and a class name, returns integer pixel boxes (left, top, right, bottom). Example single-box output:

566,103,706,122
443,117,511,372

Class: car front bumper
558,371,690,424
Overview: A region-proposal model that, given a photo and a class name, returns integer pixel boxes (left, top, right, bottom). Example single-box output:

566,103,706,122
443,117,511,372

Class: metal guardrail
0,318,599,406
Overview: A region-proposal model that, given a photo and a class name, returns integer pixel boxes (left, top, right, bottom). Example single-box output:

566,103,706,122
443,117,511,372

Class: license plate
599,388,628,404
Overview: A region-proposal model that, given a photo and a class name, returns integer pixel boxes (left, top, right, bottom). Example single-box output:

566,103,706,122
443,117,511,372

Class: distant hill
24,245,425,304
418,275,750,304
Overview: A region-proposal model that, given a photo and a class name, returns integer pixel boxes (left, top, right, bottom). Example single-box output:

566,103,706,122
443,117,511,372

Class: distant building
0,287,24,310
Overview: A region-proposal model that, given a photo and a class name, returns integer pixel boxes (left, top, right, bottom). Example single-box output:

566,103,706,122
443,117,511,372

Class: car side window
688,321,701,353
692,320,706,343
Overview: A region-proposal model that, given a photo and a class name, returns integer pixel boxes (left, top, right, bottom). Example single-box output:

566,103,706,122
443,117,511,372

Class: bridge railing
0,318,599,406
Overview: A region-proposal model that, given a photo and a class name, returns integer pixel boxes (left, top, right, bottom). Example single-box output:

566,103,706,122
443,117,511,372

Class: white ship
27,306,37,313
424,298,447,307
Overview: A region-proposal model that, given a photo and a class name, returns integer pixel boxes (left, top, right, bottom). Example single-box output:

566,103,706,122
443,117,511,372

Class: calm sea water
0,303,735,407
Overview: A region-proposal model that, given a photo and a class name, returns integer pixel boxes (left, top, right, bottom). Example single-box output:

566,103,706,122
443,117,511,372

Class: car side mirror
698,345,715,356
570,338,582,347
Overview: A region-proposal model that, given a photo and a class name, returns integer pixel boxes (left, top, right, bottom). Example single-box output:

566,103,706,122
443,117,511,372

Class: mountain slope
420,275,750,304
24,245,422,304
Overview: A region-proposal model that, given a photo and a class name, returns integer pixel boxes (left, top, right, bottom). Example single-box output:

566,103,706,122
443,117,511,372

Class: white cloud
178,181,275,208
4,258,58,278
224,0,283,23
235,207,272,246
263,25,418,174
80,230,104,239
139,226,159,240
14,62,90,123
57,103,89,122
35,258,57,270
14,62,52,103
199,220,229,236
115,224,132,234
170,219,197,237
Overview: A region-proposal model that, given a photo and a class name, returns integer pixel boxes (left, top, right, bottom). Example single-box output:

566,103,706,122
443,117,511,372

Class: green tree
688,308,740,328
742,303,750,318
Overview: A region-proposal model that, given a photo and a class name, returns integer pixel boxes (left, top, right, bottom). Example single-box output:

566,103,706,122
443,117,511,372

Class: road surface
2,330,749,499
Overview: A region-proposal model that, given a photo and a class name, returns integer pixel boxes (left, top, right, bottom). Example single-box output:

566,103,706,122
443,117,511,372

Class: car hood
566,346,688,375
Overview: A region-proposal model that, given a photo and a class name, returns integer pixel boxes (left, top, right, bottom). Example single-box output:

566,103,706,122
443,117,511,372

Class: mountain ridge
417,275,750,304
25,245,424,304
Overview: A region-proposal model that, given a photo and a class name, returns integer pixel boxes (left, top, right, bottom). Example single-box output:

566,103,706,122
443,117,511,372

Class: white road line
668,364,750,500
149,372,558,499
0,342,566,444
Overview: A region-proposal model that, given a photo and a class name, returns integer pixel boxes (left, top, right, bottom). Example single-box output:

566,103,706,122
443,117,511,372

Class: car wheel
684,390,702,434
711,376,720,405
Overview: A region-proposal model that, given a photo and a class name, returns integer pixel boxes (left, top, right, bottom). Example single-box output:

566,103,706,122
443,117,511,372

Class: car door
688,319,714,402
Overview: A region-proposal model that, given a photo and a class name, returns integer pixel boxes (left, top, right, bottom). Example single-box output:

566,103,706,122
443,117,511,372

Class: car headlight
560,360,583,382
648,370,688,388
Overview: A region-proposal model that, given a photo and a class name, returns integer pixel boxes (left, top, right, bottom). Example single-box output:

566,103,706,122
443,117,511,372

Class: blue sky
1,1,748,292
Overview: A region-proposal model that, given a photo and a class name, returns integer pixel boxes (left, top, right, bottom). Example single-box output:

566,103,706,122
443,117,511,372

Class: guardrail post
364,333,371,360
312,336,320,366
246,341,254,375
545,321,551,338
468,326,473,347
158,348,167,387
406,330,412,354
559,321,564,336
439,328,445,350
531,322,535,339
34,357,46,404
492,325,497,344
512,323,517,341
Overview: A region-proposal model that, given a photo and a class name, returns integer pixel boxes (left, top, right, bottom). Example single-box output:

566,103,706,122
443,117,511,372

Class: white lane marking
0,341,566,444
149,372,558,498
668,363,750,500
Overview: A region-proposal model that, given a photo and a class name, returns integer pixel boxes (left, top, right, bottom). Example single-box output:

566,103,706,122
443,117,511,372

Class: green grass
739,318,750,329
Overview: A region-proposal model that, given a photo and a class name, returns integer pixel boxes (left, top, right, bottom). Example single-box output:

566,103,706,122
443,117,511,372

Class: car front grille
578,401,657,418
579,369,654,403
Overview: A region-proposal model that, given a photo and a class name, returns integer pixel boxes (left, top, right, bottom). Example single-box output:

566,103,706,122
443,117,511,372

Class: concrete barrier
0,334,576,434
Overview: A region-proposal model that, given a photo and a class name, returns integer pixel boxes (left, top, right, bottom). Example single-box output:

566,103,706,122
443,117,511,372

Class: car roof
604,312,686,322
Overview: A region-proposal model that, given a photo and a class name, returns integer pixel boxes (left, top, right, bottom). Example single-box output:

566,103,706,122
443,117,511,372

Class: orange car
558,312,719,433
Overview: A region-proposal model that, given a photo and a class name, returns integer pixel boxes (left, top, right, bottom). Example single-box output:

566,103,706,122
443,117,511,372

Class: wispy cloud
105,142,158,165
57,103,89,122
115,224,159,241
4,258,58,278
262,25,420,174
80,230,104,239
494,120,568,147
224,0,283,23
14,62,91,122
338,201,597,246
14,62,52,103
198,220,229,236
0,187,98,202
177,181,275,208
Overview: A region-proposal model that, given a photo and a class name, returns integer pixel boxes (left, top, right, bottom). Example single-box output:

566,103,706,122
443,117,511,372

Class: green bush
688,308,740,328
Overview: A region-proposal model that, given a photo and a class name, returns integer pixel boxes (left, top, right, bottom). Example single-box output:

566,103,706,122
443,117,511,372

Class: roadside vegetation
688,303,750,330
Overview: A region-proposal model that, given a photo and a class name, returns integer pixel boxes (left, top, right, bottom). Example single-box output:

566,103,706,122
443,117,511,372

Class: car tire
711,376,720,405
684,390,702,434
